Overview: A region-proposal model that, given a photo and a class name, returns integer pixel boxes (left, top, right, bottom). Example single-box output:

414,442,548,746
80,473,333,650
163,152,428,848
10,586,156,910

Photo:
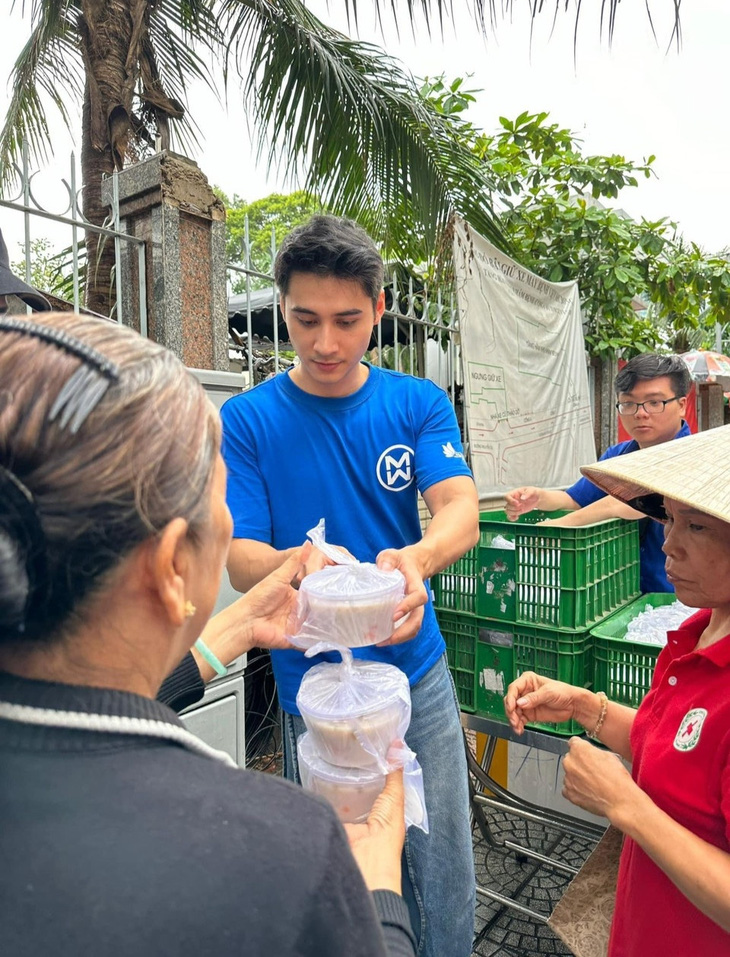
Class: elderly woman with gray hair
505,425,730,957
0,312,414,957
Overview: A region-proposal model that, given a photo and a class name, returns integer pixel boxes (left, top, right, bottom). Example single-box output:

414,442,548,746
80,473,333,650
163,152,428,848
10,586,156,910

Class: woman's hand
193,545,312,681
243,544,313,650
504,672,585,734
343,767,406,895
291,543,358,586
562,736,637,820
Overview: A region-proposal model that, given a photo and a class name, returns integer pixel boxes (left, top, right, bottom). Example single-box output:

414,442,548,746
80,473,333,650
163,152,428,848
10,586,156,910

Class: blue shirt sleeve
220,394,273,543
565,439,636,508
414,386,473,495
564,473,606,508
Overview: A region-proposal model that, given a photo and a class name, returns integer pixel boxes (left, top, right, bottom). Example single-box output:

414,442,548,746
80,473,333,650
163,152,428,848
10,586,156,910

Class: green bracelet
194,638,229,677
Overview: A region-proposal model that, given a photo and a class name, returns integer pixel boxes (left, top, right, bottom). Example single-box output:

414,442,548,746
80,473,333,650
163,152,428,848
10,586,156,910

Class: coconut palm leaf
1,2,83,179
330,1,679,48
221,0,506,258
1,0,221,188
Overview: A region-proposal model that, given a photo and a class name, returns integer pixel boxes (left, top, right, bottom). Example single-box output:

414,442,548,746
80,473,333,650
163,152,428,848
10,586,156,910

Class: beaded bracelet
587,691,608,741
194,638,229,678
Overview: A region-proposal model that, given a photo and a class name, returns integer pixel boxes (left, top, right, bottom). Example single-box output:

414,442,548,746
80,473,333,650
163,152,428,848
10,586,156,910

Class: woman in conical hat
505,424,730,957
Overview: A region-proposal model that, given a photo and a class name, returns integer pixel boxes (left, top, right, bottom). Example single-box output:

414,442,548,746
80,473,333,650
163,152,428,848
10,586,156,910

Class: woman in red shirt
504,424,730,956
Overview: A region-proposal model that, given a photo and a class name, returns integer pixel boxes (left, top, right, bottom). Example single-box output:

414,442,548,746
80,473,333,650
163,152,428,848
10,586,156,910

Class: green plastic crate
433,510,559,616
475,621,592,736
439,609,479,712
437,607,592,735
434,509,640,632
591,593,680,708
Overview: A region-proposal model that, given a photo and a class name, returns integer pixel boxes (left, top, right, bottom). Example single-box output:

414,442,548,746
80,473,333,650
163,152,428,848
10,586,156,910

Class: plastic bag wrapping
297,657,428,832
307,518,358,566
624,600,699,646
289,562,406,652
298,731,429,832
298,731,386,824
388,741,429,834
297,658,411,769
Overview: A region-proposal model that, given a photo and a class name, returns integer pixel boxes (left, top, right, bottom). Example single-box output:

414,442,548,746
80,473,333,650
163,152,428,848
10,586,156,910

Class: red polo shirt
609,610,730,956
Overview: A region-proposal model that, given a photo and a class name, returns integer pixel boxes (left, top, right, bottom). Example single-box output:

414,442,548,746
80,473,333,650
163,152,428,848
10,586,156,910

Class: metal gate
0,145,147,328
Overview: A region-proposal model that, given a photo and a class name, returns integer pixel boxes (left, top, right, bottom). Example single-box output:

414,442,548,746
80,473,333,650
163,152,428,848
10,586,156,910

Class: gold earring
184,600,196,618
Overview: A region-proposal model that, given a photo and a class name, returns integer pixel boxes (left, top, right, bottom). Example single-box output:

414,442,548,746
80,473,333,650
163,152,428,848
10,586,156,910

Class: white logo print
376,444,415,491
673,708,708,752
442,441,465,460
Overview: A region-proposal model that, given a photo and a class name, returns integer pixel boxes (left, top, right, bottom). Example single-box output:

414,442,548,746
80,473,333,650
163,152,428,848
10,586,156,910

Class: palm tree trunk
78,0,141,316
81,79,116,317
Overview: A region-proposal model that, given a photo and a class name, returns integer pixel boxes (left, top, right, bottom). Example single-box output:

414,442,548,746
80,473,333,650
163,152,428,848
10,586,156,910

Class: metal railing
0,145,147,330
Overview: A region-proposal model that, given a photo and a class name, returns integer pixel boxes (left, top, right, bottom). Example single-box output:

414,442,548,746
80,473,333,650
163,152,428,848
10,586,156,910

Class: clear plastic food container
297,563,406,647
297,659,411,769
297,731,386,824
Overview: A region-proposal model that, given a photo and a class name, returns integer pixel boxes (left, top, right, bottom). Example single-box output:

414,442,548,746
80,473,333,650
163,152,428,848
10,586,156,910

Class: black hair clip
0,317,120,434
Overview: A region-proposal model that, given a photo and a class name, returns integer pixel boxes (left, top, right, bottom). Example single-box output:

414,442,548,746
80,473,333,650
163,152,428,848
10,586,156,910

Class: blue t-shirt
220,364,473,714
565,421,691,593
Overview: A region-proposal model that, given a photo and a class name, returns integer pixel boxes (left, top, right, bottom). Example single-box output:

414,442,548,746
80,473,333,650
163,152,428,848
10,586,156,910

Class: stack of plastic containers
297,658,411,823
291,555,427,829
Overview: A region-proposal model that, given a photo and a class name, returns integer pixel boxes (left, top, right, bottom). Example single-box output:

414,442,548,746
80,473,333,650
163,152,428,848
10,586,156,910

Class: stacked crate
590,593,677,707
435,510,640,734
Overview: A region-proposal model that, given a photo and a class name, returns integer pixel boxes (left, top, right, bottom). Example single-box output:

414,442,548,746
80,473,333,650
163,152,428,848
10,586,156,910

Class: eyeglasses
615,396,682,416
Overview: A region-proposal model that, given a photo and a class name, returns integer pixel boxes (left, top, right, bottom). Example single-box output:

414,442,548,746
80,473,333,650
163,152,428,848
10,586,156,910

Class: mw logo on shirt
673,707,708,752
376,444,415,491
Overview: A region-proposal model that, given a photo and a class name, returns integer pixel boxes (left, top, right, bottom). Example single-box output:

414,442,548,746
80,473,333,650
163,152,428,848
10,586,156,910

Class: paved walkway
471,806,600,956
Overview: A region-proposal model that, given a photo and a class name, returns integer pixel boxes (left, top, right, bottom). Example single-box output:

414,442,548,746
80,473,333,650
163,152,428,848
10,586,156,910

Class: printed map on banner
453,218,595,498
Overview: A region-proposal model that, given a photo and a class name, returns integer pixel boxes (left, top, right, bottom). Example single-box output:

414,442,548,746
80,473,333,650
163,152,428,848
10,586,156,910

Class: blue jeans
282,654,475,957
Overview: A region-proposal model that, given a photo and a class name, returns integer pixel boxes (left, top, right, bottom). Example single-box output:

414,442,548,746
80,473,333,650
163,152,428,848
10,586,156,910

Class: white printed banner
453,218,595,498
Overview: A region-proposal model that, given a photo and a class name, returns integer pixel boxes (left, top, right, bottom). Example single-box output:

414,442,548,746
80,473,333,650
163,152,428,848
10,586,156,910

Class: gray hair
0,313,220,645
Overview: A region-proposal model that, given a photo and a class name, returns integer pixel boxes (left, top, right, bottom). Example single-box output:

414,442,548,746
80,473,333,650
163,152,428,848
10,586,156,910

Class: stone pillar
697,381,724,432
591,355,618,456
102,151,228,370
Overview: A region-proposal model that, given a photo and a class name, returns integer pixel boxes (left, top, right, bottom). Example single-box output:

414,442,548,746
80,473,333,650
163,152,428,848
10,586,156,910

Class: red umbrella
680,350,730,390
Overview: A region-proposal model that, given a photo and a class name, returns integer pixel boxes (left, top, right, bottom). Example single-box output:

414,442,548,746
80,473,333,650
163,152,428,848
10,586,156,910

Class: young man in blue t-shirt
505,353,692,592
221,215,479,957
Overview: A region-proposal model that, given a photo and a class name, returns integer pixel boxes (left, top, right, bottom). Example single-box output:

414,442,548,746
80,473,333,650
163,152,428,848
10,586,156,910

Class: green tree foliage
1,2,681,314
422,78,730,356
217,190,322,291
11,237,68,297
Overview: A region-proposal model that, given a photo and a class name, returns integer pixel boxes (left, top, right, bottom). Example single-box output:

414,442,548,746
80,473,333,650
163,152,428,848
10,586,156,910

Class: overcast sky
2,1,728,259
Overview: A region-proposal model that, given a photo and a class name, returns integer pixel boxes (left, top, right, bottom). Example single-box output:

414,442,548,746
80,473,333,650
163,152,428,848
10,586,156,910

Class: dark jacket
0,671,415,957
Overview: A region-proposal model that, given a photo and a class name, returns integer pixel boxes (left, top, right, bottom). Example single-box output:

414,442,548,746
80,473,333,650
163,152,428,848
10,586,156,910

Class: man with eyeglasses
505,353,691,592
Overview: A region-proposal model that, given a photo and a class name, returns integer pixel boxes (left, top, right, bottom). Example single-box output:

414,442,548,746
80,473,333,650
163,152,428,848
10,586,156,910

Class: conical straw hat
581,424,730,525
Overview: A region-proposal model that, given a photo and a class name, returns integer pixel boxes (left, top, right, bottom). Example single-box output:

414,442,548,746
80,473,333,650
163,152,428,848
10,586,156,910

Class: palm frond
144,1,224,154
221,0,507,260
1,2,83,189
338,1,680,49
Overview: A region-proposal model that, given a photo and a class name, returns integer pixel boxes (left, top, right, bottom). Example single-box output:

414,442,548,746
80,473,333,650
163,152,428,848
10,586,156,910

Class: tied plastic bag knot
307,518,358,566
